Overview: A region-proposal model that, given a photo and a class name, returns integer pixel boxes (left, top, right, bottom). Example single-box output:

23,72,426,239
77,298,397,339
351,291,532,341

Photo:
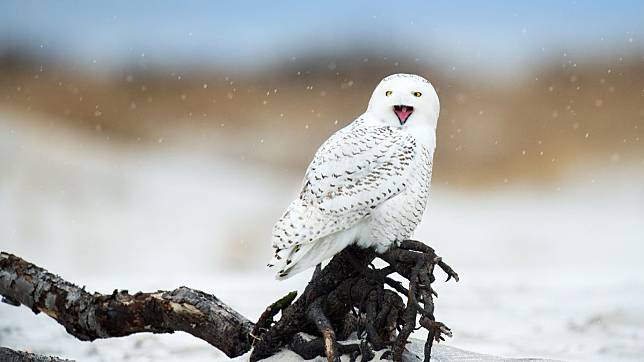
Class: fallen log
0,252,254,358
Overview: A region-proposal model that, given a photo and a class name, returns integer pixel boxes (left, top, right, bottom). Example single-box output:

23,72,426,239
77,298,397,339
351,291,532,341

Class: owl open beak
393,105,414,125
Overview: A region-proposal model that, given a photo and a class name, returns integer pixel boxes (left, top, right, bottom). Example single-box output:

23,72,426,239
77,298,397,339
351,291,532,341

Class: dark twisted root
380,240,458,361
249,242,458,362
251,291,298,344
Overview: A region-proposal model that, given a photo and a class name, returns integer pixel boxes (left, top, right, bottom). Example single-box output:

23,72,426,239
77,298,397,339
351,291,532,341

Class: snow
230,336,557,362
1,109,643,361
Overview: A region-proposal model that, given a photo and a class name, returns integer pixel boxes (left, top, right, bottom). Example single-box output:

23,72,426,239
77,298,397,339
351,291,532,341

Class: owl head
367,73,440,130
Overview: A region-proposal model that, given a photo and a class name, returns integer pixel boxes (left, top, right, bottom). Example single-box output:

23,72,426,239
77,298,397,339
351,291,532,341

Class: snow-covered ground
1,110,643,361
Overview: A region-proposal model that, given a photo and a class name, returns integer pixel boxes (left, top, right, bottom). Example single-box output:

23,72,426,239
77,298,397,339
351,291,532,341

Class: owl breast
356,145,433,253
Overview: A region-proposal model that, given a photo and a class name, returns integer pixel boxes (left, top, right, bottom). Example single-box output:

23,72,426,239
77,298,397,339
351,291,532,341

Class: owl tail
271,232,355,280
273,242,318,280
266,247,290,270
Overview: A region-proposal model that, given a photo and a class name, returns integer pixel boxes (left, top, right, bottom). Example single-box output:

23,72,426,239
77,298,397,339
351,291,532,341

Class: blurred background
1,1,643,361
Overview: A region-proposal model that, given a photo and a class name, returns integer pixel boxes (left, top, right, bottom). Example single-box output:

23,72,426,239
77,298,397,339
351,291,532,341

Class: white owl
269,73,440,279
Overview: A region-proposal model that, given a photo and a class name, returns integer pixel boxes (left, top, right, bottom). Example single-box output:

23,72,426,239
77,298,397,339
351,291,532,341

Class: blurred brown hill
1,51,643,187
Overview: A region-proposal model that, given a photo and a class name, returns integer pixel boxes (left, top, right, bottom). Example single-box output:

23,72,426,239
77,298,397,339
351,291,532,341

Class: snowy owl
269,73,440,279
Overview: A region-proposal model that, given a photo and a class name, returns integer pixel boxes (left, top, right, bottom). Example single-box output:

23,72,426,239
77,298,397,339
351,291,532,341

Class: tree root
252,291,298,343
251,240,458,362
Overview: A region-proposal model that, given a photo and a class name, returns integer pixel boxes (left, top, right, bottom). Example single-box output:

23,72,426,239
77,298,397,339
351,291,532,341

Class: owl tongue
393,105,414,125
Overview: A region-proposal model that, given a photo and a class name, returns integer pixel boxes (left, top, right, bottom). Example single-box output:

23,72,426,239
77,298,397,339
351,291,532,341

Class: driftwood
0,240,457,362
0,252,254,357
0,347,73,362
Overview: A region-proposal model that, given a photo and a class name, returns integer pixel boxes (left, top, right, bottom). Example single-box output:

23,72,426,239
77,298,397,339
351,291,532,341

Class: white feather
269,73,440,279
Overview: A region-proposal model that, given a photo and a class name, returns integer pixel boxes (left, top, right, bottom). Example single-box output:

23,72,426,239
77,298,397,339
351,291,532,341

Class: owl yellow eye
385,90,392,97
412,91,422,97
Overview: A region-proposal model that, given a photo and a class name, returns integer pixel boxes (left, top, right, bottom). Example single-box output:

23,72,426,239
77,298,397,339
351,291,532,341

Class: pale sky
2,1,643,73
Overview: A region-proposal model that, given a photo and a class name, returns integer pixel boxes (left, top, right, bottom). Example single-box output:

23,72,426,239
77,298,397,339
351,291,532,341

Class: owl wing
272,119,418,251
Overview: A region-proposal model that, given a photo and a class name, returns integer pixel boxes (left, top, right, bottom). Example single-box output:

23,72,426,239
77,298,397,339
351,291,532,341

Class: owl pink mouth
393,105,414,125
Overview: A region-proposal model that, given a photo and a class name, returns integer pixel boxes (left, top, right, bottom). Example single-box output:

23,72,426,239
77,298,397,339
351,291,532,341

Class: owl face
367,74,440,129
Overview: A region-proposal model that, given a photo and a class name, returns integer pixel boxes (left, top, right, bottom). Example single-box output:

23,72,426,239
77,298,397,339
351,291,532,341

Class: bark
0,347,73,362
0,252,254,358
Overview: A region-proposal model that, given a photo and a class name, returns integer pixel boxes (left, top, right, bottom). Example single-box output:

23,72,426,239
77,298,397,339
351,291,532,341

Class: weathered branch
0,347,73,362
0,252,254,358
